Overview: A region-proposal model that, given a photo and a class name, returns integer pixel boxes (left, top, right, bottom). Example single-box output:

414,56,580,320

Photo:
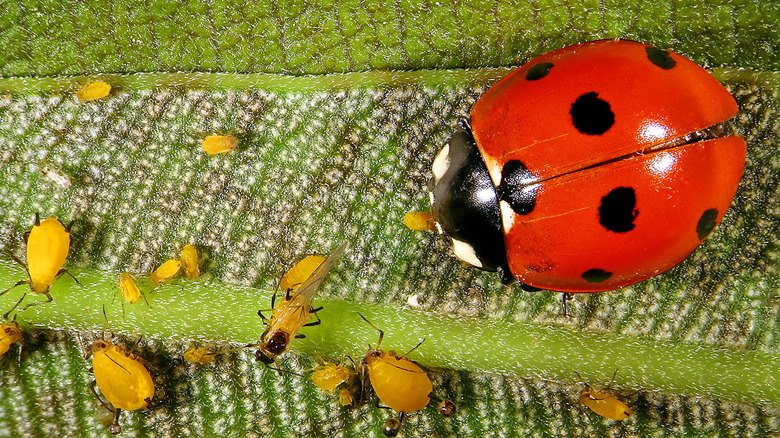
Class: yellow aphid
579,385,634,421
255,243,346,367
403,212,435,231
77,81,112,102
117,273,142,304
149,259,181,284
201,135,238,155
312,362,353,391
339,387,355,406
359,314,432,415
2,215,73,309
88,339,155,434
183,347,217,364
279,255,326,292
0,320,22,357
180,245,200,279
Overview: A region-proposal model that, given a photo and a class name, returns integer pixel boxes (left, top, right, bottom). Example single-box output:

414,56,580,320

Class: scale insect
358,313,432,436
2,214,78,310
254,243,346,370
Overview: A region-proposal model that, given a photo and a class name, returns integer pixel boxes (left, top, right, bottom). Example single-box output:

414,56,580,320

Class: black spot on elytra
598,187,638,233
498,160,537,215
570,92,615,135
646,46,676,70
526,62,554,80
582,269,612,283
696,208,719,240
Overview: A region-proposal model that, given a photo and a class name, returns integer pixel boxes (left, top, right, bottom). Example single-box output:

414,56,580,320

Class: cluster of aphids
0,212,459,435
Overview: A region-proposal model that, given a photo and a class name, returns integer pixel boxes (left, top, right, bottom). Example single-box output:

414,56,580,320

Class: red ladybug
429,39,746,293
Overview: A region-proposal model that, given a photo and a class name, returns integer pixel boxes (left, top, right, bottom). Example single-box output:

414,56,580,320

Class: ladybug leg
561,293,574,317
498,266,515,285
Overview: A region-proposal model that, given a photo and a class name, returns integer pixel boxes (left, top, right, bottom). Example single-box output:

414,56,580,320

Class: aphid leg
20,292,52,312
6,252,30,276
270,290,279,309
0,280,28,298
257,309,271,323
2,295,25,320
357,313,383,349
64,219,75,232
561,292,574,318
34,213,40,227
90,380,122,434
303,308,322,327
294,334,306,339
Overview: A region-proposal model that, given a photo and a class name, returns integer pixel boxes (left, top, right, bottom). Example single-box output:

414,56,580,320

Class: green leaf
0,1,778,437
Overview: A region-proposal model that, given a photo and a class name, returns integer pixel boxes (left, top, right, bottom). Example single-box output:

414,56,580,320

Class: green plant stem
2,259,776,408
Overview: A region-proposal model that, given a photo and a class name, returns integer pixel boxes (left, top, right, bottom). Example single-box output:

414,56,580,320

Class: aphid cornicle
577,371,634,421
2,214,75,310
254,243,347,369
149,258,181,284
77,81,112,102
88,338,155,434
358,314,432,436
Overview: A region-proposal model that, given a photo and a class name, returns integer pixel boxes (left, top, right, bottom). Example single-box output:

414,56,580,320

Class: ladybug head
429,129,512,281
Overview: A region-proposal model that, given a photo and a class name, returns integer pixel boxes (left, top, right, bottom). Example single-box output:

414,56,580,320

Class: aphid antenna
357,312,383,350
56,268,83,287
574,371,592,391
397,338,426,360
101,305,116,340
607,368,619,390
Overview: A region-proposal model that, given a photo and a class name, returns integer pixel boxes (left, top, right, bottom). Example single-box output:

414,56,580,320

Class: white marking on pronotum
431,144,450,183
451,238,482,268
499,200,515,234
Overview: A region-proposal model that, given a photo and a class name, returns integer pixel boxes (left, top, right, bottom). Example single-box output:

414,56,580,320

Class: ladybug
429,39,746,293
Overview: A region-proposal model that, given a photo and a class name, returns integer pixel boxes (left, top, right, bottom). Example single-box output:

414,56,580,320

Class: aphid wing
292,242,347,305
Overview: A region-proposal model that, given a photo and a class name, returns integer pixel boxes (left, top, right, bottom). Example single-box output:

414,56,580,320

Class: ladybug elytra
430,39,746,293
